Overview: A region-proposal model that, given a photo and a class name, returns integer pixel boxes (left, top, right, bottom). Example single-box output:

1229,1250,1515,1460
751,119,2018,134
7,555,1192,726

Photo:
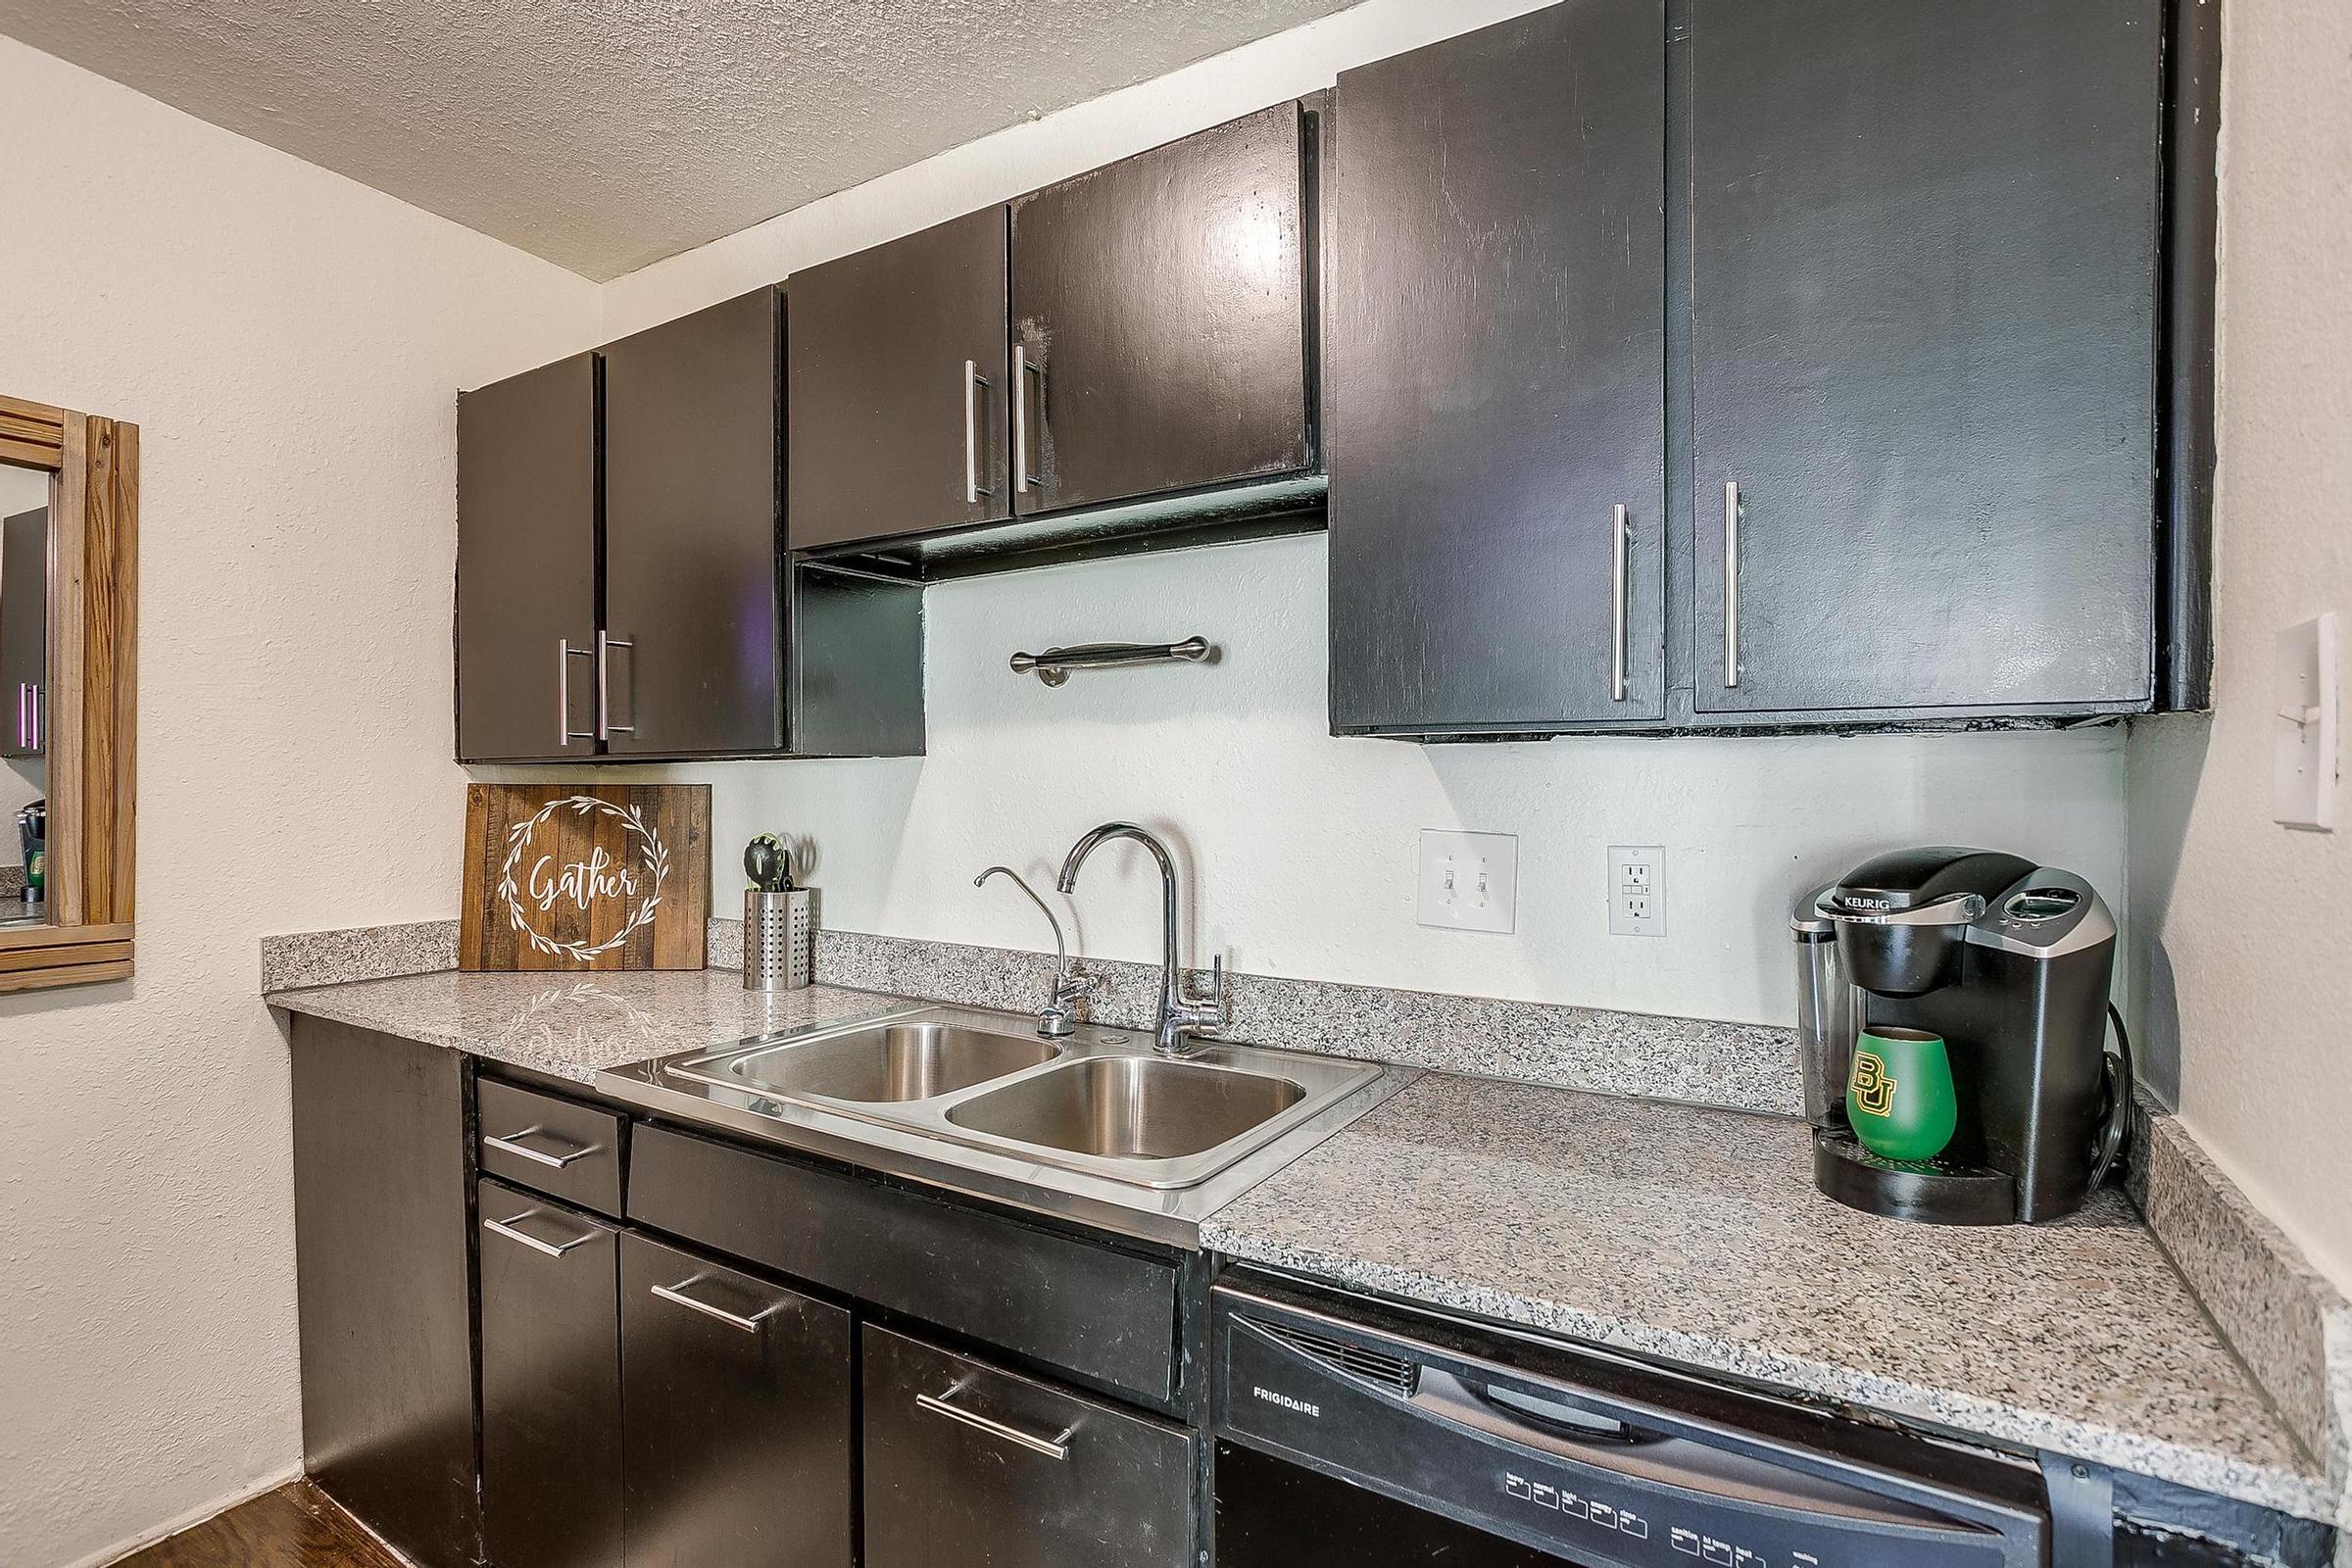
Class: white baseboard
73,1463,305,1568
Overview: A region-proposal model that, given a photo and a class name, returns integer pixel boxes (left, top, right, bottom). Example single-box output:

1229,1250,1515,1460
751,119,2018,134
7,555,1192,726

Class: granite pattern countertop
266,968,912,1083
1203,1072,2337,1524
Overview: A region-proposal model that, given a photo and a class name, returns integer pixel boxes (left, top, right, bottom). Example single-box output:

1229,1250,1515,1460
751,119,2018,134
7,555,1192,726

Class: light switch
1417,830,1518,934
2274,612,2338,832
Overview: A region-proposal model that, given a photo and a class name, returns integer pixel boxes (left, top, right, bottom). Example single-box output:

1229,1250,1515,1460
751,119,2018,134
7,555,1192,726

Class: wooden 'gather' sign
460,784,710,971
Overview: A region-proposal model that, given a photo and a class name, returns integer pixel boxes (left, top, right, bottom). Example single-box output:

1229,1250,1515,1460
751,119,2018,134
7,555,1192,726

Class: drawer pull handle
481,1210,599,1258
915,1378,1075,1461
650,1275,787,1334
483,1126,601,1169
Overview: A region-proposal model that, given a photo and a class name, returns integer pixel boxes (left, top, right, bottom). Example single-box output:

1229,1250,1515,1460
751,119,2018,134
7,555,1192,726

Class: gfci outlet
1417,830,1518,934
1608,846,1665,937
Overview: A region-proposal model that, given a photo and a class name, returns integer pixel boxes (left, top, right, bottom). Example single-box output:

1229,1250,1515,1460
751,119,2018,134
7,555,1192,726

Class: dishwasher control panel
1212,1278,2045,1568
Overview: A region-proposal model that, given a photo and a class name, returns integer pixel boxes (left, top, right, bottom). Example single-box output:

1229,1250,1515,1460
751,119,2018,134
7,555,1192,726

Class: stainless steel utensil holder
745,889,816,991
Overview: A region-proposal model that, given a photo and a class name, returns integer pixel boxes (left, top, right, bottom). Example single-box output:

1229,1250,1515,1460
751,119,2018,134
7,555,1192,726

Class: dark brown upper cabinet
1009,102,1313,515
458,290,922,762
455,353,599,763
1328,0,1666,736
787,208,1012,552
603,288,789,756
1690,0,2163,719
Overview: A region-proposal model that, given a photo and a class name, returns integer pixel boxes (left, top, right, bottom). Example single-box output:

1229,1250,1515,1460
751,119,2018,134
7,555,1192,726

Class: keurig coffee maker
1792,847,2131,1225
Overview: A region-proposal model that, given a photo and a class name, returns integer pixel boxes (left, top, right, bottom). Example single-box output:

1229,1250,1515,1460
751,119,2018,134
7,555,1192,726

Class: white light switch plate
2275,612,2338,831
1608,845,1665,937
1417,830,1517,934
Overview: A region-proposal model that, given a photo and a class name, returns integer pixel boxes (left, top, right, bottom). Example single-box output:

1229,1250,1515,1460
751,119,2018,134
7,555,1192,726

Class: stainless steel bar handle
597,630,636,738
650,1276,786,1334
1723,481,1741,690
557,640,596,747
482,1125,600,1169
1012,344,1045,495
1011,344,1029,495
14,683,24,750
963,360,994,504
27,684,35,751
914,1379,1074,1461
1610,504,1631,703
481,1211,598,1258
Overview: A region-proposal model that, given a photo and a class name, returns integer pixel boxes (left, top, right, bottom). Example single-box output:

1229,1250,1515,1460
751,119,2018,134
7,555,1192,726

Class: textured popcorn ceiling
0,0,1359,279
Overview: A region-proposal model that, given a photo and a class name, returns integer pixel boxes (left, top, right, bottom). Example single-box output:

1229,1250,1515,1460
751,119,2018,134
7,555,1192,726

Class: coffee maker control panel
1966,868,2114,957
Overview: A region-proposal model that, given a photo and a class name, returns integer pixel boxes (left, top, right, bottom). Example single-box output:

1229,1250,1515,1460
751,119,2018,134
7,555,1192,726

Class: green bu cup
1846,1026,1959,1163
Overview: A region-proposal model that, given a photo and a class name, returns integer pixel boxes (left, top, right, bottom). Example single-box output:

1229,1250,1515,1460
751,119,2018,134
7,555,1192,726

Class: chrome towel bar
1010,636,1214,687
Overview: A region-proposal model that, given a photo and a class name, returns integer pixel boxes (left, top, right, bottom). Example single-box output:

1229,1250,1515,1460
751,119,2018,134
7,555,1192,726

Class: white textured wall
0,36,601,1568
2126,0,2352,1294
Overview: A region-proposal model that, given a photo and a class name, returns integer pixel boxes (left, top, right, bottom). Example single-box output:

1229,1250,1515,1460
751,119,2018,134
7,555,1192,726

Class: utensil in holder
745,888,816,991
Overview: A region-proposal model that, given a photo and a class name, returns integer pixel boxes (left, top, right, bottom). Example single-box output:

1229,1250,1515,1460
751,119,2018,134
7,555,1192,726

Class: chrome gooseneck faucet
1055,823,1225,1056
974,866,1091,1037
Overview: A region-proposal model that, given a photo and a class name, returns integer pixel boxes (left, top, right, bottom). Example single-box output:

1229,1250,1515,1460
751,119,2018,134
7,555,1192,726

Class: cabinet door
604,288,786,756
291,1019,478,1568
456,355,599,762
478,1179,623,1568
788,207,1010,550
620,1235,854,1568
1328,1,1666,733
1690,0,2161,715
862,1324,1195,1568
1009,103,1311,515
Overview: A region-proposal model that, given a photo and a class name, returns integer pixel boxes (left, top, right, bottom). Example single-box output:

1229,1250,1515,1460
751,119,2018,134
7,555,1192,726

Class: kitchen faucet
973,866,1092,1037
1055,823,1225,1056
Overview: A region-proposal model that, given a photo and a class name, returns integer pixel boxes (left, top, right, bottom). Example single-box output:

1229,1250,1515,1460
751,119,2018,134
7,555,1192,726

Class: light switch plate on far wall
1417,830,1518,934
2275,612,2339,832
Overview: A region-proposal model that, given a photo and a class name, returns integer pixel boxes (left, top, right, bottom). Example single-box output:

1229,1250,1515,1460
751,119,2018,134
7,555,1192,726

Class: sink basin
706,1020,1061,1103
946,1055,1306,1160
652,1004,1385,1195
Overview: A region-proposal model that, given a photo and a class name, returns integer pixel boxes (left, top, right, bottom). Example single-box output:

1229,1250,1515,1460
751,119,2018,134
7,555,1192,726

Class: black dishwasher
1212,1271,2049,1568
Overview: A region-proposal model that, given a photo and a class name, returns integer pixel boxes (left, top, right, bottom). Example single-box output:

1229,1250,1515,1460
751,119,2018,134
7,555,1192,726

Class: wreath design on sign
495,796,671,962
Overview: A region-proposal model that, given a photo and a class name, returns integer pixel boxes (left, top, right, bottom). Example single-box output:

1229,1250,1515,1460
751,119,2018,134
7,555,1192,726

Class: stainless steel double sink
660,1005,1381,1191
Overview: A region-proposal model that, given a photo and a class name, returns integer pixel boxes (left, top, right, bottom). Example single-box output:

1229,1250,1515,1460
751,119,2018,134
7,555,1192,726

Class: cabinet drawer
628,1124,1182,1404
862,1323,1195,1568
477,1078,624,1217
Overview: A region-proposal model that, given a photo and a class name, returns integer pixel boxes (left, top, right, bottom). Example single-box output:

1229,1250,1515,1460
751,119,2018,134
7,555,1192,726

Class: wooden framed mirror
0,392,136,993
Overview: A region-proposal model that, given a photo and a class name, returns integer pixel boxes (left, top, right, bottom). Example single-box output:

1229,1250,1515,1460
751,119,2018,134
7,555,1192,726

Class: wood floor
113,1482,404,1568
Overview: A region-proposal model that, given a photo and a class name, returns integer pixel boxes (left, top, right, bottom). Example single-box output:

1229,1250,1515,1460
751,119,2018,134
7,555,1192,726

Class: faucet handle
1039,964,1094,1038
1181,954,1227,1023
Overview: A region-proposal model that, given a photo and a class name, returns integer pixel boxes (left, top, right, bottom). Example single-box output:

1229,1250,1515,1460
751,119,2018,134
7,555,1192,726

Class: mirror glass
0,460,50,928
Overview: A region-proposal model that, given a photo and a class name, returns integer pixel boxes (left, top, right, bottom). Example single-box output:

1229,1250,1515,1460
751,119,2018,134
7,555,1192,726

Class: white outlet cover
1416,830,1518,935
2275,612,2338,831
1608,845,1666,937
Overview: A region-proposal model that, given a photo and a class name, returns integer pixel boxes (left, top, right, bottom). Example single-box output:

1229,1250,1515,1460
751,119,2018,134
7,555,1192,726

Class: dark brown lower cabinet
619,1235,855,1568
290,1018,477,1568
478,1178,624,1568
861,1323,1196,1568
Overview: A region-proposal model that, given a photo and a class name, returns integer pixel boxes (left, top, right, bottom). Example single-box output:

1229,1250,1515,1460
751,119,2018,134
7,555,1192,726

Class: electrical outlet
1608,845,1665,937
1417,830,1518,934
